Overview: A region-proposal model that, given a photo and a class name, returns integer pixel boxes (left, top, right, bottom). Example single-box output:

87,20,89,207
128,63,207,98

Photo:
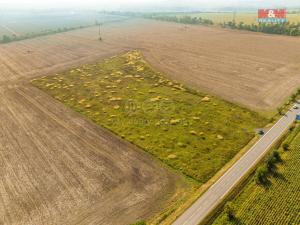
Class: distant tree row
287,10,300,14
144,15,214,26
143,14,300,36
103,11,142,17
221,21,300,36
0,25,90,44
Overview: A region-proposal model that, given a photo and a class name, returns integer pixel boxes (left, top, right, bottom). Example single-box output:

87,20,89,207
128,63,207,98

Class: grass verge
211,123,300,225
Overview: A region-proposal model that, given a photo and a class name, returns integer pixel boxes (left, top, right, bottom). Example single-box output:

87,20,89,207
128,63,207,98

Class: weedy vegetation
32,50,267,184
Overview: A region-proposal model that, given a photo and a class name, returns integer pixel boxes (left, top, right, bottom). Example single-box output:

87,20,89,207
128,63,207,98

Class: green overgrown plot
32,51,267,183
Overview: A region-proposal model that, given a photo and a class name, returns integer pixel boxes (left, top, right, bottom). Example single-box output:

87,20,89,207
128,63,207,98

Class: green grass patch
32,50,267,183
212,124,300,225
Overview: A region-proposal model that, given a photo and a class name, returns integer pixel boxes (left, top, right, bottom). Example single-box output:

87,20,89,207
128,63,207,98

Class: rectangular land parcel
32,51,267,183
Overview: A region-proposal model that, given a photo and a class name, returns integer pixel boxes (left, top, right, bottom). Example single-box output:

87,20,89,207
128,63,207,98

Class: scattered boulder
155,122,161,126
189,130,197,135
78,99,86,104
168,154,177,159
217,135,224,140
177,142,186,148
170,119,181,125
109,97,122,101
201,96,210,102
150,96,162,102
124,75,134,78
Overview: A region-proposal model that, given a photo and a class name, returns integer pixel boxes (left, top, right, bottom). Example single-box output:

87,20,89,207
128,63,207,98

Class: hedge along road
173,103,300,225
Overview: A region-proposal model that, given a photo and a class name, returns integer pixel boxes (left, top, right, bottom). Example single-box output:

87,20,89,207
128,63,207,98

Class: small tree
2,35,11,43
290,93,297,101
255,166,268,185
283,143,289,151
289,124,296,131
224,202,236,221
277,107,283,115
272,150,282,162
266,155,276,173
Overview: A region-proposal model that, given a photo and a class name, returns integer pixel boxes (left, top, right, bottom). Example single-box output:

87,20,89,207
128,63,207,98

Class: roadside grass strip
213,126,300,225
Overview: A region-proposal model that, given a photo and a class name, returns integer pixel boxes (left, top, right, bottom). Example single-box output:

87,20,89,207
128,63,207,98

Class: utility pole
98,23,102,41
233,10,236,24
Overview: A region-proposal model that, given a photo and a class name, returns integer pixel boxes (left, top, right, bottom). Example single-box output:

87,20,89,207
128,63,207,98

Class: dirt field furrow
0,46,179,225
102,19,300,110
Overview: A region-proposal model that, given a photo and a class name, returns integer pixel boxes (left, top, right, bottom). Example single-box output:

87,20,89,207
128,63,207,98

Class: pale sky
0,0,299,10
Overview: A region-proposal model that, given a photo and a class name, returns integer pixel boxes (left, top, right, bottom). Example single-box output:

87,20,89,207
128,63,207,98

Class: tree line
145,14,300,36
144,15,214,26
0,25,90,44
222,21,300,36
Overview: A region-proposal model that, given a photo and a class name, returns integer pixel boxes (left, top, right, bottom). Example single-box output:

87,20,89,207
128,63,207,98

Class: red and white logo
258,9,287,23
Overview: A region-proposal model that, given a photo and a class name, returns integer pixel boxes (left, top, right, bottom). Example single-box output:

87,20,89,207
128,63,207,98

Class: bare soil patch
0,82,183,225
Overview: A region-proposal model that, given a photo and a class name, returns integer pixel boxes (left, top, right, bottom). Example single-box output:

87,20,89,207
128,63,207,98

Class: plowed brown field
3,19,300,110
0,24,181,225
1,18,300,225
0,83,181,225
103,20,300,111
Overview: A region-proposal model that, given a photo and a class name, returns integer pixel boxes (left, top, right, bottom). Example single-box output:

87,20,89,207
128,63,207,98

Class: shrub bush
283,143,289,151
224,202,236,221
255,166,268,185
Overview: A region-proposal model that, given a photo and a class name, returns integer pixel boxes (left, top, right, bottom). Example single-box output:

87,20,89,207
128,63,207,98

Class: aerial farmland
1,2,300,225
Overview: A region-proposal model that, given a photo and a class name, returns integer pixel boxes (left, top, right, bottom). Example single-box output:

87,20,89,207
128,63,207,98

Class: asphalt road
173,103,300,225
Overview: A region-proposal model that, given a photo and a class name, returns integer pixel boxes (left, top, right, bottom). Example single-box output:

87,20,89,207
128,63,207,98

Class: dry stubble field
1,18,300,225
0,84,181,225
0,25,184,225
107,20,300,111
